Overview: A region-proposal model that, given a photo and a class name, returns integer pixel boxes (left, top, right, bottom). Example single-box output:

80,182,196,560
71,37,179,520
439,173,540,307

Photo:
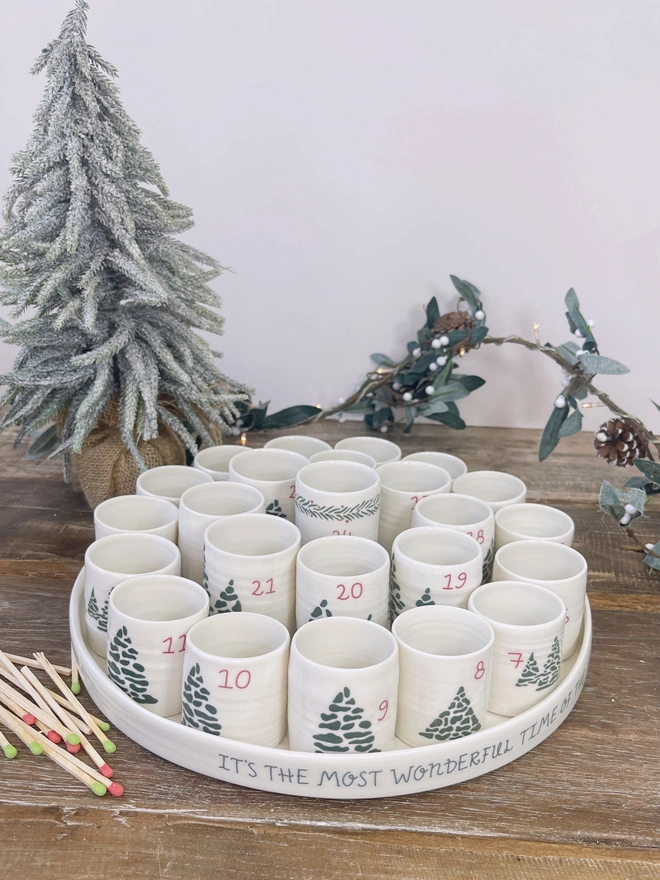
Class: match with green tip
3,744,17,759
102,740,116,754
91,781,107,797
29,742,43,755
97,721,111,732
71,683,81,695
65,733,80,745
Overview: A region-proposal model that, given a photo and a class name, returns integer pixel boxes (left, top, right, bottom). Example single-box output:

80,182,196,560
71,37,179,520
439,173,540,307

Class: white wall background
1,0,659,431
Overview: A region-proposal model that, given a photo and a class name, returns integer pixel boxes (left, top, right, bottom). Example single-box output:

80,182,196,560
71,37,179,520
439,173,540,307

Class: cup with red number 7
390,526,484,622
106,574,209,716
182,612,291,746
468,580,566,716
392,605,494,746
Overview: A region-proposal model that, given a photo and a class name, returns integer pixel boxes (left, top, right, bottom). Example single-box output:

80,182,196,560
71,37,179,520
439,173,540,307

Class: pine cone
594,418,650,466
433,311,475,334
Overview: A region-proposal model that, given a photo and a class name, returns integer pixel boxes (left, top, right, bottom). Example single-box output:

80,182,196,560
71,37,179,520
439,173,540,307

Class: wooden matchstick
0,652,57,722
70,646,81,695
0,703,42,755
19,668,82,745
0,678,72,743
3,652,71,677
0,729,17,759
34,653,115,753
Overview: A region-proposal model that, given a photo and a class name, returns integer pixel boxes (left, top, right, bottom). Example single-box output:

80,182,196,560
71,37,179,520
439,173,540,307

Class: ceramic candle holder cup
309,449,377,469
178,482,265,584
402,451,468,483
228,448,308,520
182,612,290,746
204,513,301,632
492,541,587,659
411,493,495,583
376,461,451,552
452,470,527,512
294,461,381,544
136,465,213,506
106,574,209,717
390,527,483,619
264,435,332,458
288,617,399,754
193,446,252,481
468,581,566,716
84,534,181,656
296,536,390,628
93,494,179,543
494,503,575,550
392,605,494,747
334,435,402,465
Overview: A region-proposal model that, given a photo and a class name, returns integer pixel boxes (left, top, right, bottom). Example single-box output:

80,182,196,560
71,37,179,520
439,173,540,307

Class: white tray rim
70,570,592,799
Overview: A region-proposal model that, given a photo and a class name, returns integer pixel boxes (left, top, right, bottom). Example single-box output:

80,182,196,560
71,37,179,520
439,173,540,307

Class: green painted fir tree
419,686,481,741
415,587,435,607
202,551,211,601
212,580,242,614
389,560,405,624
310,599,333,620
181,663,222,735
313,687,379,753
86,587,108,633
266,499,286,517
0,1,248,478
107,625,157,704
482,541,495,581
535,637,562,690
515,652,541,687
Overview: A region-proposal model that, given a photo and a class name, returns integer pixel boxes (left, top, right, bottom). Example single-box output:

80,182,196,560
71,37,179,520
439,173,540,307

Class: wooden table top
1,422,659,880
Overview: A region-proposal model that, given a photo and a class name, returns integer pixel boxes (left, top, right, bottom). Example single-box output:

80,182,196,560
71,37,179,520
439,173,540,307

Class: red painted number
466,530,485,544
332,529,352,536
441,572,468,591
252,578,275,596
218,669,252,689
474,661,486,680
162,634,187,654
289,484,296,499
377,700,389,721
337,582,363,601
410,494,428,508
508,652,523,669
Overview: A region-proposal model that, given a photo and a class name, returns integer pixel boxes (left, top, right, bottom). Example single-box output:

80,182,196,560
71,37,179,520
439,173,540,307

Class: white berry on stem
624,503,638,516
402,392,412,402
554,396,567,408
429,362,438,372
412,347,421,358
380,425,389,434
587,319,596,328
425,385,435,395
431,338,442,350
436,356,447,367
439,335,449,346
474,309,484,320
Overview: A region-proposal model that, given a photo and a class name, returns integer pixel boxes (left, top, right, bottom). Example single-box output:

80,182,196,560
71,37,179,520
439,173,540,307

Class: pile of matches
0,648,123,798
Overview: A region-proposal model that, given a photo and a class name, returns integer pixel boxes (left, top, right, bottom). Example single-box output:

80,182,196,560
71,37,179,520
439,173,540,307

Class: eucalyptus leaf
623,476,660,495
453,375,486,392
370,353,396,368
418,399,449,417
345,400,375,414
599,481,624,520
249,403,270,431
539,405,568,461
427,411,466,429
365,406,392,428
564,289,589,337
579,354,630,375
404,406,417,426
643,542,660,571
572,384,588,400
450,275,481,311
27,424,58,460
261,405,321,430
470,326,488,344
558,408,583,437
634,459,660,484
555,344,579,365
425,296,440,328
652,400,660,413
408,353,436,375
428,381,470,402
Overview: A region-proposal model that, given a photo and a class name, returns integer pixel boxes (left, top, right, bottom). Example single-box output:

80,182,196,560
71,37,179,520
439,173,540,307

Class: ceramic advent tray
69,570,592,799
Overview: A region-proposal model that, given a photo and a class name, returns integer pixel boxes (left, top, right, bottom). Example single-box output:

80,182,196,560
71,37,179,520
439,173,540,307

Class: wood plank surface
1,423,659,879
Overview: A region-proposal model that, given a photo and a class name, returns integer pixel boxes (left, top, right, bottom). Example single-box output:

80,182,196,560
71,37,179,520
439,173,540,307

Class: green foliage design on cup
266,499,286,518
313,687,379,753
515,653,541,687
310,599,333,621
212,580,242,614
182,663,222,736
415,588,435,608
419,686,481,741
389,560,405,624
107,626,158,704
535,638,562,690
87,587,109,633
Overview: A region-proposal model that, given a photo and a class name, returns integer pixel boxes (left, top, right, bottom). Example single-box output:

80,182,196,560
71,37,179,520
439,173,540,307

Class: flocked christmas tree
313,687,378,753
418,686,481,741
107,625,157,704
181,663,222,736
0,1,248,503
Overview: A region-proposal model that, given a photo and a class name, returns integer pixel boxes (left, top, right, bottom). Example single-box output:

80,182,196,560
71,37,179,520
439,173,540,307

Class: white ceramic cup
376,461,451,552
412,493,495,583
288,617,399,753
392,605,494,747
495,503,575,550
452,470,527,512
296,536,390,628
178,482,266,584
136,465,213,506
204,513,301,632
309,449,377,469
106,574,209,716
264,435,332,458
402,451,468,482
390,527,483,620
469,581,566,716
294,461,381,544
94,494,179,543
228,448,308,520
334,435,402,465
182,612,290,746
492,541,587,659
193,445,252,481
84,534,181,656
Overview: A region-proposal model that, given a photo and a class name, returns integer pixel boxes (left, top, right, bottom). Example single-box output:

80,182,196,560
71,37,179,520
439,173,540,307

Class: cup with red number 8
392,605,494,747
182,611,290,747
